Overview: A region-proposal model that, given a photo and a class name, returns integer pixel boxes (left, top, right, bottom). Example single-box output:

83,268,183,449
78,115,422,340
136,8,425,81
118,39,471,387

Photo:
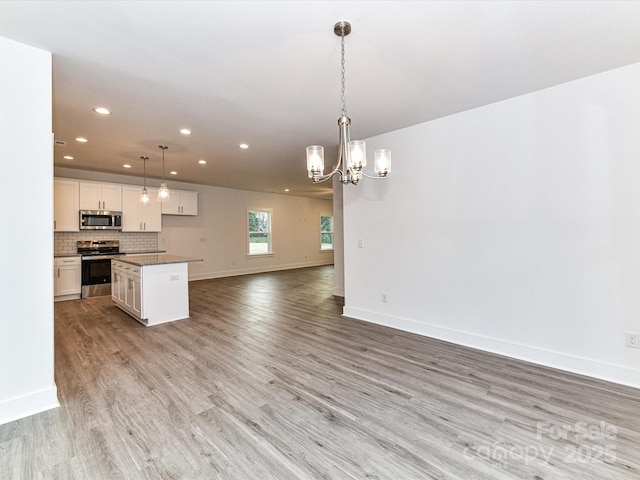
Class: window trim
247,207,273,256
320,214,334,252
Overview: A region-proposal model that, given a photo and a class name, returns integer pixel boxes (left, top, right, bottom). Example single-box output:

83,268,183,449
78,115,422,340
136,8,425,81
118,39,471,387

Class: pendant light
157,145,170,202
139,156,150,204
306,21,391,185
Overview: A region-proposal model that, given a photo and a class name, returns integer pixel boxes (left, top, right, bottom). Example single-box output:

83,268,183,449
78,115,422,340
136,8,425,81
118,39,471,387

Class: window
248,209,272,255
321,215,333,250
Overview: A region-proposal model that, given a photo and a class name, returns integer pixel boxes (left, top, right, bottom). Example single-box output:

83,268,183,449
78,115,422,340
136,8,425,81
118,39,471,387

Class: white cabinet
80,181,122,211
121,186,162,232
125,271,142,318
112,263,124,303
54,256,81,300
161,189,198,215
54,178,79,231
113,261,142,319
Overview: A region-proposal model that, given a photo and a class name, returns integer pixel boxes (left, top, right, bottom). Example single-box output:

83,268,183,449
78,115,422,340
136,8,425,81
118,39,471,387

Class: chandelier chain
340,33,347,117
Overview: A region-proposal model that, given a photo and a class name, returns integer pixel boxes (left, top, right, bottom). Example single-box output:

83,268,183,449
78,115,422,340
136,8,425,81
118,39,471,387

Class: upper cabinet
161,189,198,216
54,178,80,232
80,181,122,211
121,185,162,232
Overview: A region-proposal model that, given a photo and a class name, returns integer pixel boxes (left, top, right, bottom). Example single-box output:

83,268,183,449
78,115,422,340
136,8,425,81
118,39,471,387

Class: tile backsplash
54,231,158,256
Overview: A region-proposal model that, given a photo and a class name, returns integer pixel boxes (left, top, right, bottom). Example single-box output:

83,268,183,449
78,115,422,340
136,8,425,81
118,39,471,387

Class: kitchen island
111,254,202,326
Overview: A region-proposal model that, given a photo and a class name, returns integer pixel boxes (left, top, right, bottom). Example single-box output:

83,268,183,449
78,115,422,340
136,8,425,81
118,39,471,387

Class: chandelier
306,21,391,185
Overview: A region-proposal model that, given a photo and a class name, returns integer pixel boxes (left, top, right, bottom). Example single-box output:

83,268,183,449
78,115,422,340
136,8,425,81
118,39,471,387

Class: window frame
320,215,334,251
247,208,273,256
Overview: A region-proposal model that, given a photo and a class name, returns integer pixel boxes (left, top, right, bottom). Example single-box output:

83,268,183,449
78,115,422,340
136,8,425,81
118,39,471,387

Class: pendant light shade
140,156,150,204
157,182,170,202
157,145,170,202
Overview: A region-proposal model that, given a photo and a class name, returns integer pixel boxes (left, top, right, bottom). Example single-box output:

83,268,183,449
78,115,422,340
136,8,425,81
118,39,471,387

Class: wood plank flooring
2,265,640,479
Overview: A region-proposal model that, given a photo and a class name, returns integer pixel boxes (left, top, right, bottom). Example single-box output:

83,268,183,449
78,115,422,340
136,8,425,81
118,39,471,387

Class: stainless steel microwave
79,210,122,230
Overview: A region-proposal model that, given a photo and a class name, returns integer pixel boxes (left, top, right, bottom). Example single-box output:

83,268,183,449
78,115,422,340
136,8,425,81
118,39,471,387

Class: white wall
343,62,640,388
54,168,334,279
332,175,344,297
0,37,58,424
159,182,334,279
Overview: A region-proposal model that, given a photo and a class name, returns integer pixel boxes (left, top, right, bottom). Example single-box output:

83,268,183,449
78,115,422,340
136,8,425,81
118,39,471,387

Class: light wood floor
2,265,640,479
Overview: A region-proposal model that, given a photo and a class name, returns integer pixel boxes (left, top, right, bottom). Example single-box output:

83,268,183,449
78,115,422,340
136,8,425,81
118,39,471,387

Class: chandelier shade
306,146,325,178
306,21,391,185
374,149,392,176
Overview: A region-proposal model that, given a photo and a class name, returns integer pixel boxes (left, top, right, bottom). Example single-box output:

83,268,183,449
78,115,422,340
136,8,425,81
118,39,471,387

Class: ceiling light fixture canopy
157,145,170,202
140,156,150,204
306,21,391,185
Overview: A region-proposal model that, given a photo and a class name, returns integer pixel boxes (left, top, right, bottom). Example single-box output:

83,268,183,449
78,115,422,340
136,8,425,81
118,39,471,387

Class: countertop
112,254,203,267
120,250,166,255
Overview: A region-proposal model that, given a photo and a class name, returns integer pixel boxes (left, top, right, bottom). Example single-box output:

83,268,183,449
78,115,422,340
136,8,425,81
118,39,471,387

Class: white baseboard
0,386,59,426
188,260,334,281
343,307,640,390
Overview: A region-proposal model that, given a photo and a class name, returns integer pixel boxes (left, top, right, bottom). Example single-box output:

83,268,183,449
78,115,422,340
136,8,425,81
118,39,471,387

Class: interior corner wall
0,37,58,424
343,62,640,388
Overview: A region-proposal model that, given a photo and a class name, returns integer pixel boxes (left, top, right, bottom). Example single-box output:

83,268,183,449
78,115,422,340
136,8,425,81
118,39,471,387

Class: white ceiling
2,1,640,199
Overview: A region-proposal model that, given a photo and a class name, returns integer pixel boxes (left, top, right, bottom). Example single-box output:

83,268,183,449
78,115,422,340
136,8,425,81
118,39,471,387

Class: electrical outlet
381,293,388,303
358,239,364,248
625,332,639,349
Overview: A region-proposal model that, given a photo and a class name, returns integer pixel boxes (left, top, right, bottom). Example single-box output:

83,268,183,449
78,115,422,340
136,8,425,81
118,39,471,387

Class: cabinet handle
143,222,146,230
57,268,60,278
54,220,56,229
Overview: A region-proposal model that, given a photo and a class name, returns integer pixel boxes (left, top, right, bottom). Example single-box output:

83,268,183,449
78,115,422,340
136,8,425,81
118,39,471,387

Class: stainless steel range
78,240,125,298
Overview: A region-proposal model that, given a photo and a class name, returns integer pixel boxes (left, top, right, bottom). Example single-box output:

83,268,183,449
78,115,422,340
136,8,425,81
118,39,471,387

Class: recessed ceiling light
170,171,178,175
75,137,88,143
63,155,74,160
198,159,207,165
93,107,111,115
123,164,132,169
239,143,249,149
179,129,191,135
284,188,290,192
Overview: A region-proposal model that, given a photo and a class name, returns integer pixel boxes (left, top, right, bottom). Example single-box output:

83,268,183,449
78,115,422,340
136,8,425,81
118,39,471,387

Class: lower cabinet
112,260,142,319
54,256,81,301
125,271,142,318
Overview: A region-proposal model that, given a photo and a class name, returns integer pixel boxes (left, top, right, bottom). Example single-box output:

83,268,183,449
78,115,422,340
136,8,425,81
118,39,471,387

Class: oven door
81,257,113,298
